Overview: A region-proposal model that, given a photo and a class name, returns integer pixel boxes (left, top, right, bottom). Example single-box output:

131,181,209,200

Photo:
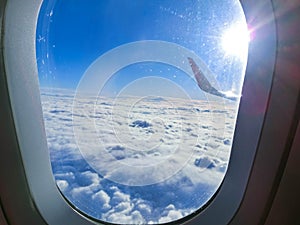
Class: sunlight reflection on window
37,0,248,224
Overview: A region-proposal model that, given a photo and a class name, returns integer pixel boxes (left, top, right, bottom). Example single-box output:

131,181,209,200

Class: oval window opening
36,0,249,224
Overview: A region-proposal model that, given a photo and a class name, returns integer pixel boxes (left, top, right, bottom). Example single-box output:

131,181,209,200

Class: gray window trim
2,0,276,224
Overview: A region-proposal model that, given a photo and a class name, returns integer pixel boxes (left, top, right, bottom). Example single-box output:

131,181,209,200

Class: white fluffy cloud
159,210,183,223
41,89,238,224
56,180,69,192
92,190,111,210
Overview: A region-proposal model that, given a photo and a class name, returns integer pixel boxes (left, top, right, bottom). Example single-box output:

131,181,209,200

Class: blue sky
99,62,204,99
36,0,247,97
37,1,248,222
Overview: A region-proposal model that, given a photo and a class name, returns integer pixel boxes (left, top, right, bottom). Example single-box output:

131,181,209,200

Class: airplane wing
187,57,238,101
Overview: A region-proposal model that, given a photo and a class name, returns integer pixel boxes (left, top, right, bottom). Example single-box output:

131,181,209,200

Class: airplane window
36,0,249,224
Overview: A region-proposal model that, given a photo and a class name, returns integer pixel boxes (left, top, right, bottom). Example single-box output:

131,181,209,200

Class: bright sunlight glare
221,23,250,59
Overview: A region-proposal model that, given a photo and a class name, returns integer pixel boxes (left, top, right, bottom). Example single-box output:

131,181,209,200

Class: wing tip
187,57,194,65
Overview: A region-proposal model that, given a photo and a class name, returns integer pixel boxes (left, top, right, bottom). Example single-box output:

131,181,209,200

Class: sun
221,23,250,59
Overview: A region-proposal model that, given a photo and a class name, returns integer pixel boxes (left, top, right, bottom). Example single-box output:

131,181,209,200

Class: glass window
36,0,249,224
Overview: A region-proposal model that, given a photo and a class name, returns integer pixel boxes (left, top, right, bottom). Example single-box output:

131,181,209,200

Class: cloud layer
41,89,238,224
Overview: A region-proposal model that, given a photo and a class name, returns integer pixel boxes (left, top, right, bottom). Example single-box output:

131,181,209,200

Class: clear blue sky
36,0,247,97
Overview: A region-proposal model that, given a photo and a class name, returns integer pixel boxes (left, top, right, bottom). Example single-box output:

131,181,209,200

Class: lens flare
221,23,250,59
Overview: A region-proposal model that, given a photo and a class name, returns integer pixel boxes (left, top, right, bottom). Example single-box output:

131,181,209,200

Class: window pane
36,0,249,224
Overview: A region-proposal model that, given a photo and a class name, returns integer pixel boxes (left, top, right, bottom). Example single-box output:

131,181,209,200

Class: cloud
136,203,152,215
92,190,111,211
56,180,69,192
41,89,237,224
105,210,145,224
111,190,131,205
159,209,183,223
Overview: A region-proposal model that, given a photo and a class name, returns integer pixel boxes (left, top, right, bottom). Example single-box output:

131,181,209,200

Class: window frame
0,0,277,224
